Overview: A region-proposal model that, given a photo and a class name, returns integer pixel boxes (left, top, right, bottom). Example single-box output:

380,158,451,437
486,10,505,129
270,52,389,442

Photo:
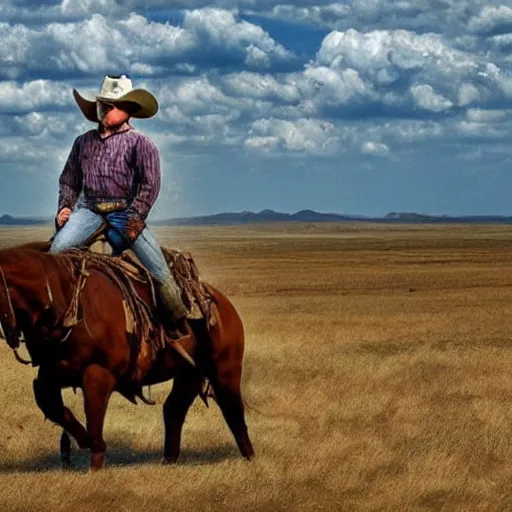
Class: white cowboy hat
73,75,158,122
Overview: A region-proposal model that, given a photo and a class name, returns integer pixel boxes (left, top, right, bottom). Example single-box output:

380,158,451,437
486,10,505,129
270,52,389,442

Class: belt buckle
95,200,127,214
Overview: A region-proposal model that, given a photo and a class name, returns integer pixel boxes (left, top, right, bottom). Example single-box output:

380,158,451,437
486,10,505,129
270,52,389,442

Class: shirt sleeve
127,136,161,221
58,137,83,212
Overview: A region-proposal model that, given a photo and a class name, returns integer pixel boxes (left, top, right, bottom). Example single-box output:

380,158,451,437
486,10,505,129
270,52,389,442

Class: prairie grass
1,223,512,511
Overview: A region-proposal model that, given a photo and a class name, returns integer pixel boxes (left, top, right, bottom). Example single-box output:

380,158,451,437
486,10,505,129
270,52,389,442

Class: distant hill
156,210,512,225
383,212,512,224
0,214,49,226
153,209,366,225
1,210,512,226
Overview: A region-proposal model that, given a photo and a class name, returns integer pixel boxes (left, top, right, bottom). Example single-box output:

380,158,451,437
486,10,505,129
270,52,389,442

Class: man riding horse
51,75,188,330
0,76,255,468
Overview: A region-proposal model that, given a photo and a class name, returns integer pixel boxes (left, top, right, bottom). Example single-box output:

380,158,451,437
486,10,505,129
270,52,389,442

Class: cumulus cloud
489,33,512,52
456,120,508,138
303,66,376,107
0,117,73,167
314,29,478,81
298,28,512,117
221,71,301,103
410,84,453,112
458,82,481,106
361,141,389,156
468,5,512,35
1,1,512,167
466,108,510,123
253,0,503,34
262,3,350,27
0,80,72,112
0,0,124,24
60,0,121,16
379,120,444,143
245,117,340,154
157,75,265,117
0,9,294,79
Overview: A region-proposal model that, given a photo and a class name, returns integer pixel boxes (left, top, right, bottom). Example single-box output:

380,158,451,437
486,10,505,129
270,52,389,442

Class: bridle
0,265,30,364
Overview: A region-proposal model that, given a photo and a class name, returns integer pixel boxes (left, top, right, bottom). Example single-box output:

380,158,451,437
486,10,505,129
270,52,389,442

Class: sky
2,1,512,219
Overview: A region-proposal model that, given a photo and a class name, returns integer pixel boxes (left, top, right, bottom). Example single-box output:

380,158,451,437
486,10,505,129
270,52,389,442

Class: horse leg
60,431,72,468
33,371,90,467
162,369,202,464
210,364,255,461
82,364,116,471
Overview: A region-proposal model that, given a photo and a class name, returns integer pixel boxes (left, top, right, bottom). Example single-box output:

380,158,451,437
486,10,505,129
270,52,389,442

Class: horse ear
0,266,21,349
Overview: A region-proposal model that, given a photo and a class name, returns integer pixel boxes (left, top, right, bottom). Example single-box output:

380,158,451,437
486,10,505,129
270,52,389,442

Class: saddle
83,221,215,326
56,221,216,379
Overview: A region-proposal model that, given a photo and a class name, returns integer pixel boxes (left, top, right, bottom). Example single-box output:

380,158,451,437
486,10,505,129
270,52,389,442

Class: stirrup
165,332,195,367
169,338,196,367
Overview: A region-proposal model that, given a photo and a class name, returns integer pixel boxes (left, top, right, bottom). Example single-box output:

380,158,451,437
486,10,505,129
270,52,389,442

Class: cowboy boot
157,278,195,367
157,277,188,322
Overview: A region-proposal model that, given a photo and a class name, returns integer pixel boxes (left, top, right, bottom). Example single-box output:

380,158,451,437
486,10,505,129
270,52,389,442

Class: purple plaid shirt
58,124,160,220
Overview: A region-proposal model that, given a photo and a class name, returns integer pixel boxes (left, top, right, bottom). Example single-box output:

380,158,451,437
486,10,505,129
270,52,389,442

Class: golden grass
1,223,512,511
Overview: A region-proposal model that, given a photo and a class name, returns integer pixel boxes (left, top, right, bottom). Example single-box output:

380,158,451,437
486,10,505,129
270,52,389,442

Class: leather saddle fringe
59,250,161,383
60,247,215,386
120,247,216,327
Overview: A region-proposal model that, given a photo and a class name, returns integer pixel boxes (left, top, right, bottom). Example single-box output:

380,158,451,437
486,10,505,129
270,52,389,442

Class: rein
0,258,77,366
0,265,20,349
0,265,31,364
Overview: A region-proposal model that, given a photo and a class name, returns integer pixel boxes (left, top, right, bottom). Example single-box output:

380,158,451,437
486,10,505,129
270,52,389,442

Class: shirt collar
97,122,132,140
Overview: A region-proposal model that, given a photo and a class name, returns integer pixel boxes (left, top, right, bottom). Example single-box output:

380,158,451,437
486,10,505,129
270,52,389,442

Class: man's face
96,101,130,128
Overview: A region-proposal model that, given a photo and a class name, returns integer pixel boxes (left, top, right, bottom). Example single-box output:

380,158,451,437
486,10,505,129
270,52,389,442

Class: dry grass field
1,223,512,511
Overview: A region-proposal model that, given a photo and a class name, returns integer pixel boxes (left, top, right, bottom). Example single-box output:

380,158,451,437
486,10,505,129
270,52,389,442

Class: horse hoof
161,456,178,465
89,452,105,471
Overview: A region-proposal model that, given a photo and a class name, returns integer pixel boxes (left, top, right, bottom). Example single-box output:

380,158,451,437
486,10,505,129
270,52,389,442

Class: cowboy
50,75,188,326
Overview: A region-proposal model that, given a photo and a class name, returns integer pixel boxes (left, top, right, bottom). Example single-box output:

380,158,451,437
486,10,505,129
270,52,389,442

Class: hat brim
73,88,158,122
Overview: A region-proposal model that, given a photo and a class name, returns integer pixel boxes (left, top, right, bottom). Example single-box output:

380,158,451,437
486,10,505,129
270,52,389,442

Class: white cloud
263,3,350,27
315,29,478,80
157,75,263,117
468,5,512,34
300,28,512,116
246,117,340,154
361,141,389,156
303,66,375,106
60,0,121,16
182,8,294,67
1,2,512,170
0,9,294,79
0,121,73,167
0,80,71,112
377,120,444,143
410,84,453,112
458,82,481,106
243,135,280,152
466,108,510,123
222,71,301,103
456,120,507,138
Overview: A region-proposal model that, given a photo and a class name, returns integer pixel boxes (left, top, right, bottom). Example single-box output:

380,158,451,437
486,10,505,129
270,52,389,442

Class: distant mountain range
156,209,512,225
2,210,512,226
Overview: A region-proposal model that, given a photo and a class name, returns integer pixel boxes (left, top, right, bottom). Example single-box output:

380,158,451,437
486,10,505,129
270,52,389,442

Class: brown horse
0,243,254,470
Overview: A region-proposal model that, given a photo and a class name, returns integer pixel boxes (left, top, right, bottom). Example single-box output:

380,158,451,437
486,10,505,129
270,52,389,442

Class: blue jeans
50,207,172,283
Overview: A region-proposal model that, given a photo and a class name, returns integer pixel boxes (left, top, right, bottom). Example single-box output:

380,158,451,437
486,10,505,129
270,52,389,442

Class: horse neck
0,250,67,327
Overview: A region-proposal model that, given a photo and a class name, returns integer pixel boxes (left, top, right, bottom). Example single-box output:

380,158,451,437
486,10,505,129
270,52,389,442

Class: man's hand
56,207,72,227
